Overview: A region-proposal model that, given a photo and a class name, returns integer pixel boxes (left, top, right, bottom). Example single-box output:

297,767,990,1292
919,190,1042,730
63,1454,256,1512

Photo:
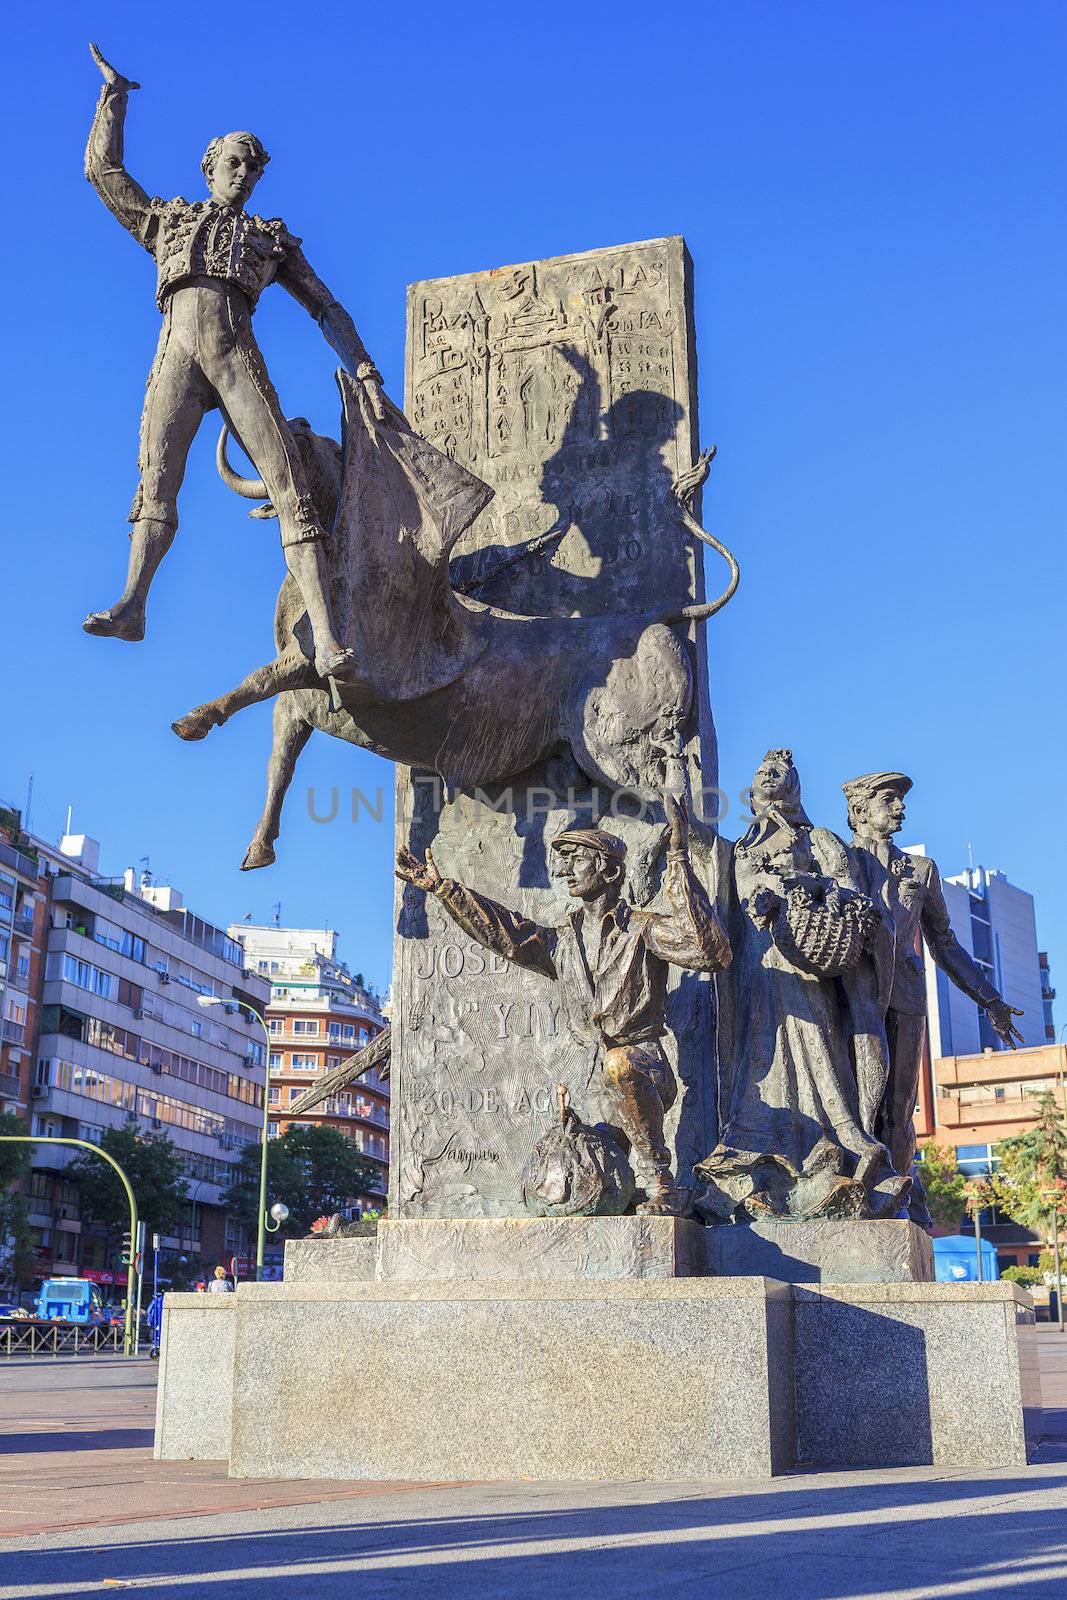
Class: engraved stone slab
392,239,719,1220
704,1219,935,1285
793,1282,1040,1467
227,1277,795,1481
283,1236,377,1283
376,1215,706,1281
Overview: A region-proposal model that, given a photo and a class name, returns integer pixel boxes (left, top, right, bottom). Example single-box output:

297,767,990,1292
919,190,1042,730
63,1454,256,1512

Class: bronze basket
774,883,872,977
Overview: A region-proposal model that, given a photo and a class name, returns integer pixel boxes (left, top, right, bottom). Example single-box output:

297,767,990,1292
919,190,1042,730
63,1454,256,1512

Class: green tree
68,1119,189,1263
992,1093,1067,1234
917,1141,968,1230
223,1124,380,1238
0,1112,35,1288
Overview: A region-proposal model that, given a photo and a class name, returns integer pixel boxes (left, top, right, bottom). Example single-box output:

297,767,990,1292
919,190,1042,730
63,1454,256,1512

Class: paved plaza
0,1332,1064,1597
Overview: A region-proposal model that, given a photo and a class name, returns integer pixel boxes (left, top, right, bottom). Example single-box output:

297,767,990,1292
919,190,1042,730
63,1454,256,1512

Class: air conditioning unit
32,1086,47,1100
150,1064,163,1075
159,973,170,984
151,1117,162,1129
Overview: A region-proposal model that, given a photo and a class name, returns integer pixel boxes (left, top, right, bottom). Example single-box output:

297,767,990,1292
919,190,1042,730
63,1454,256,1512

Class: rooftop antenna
24,772,33,835
273,901,282,927
967,840,974,869
65,804,73,837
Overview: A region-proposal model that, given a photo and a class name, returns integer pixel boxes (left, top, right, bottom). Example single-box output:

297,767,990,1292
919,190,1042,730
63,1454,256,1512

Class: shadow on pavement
3,1474,1067,1599
0,1427,154,1454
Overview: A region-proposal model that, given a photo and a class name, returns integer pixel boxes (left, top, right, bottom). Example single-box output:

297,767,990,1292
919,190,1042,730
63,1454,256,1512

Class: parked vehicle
33,1278,108,1326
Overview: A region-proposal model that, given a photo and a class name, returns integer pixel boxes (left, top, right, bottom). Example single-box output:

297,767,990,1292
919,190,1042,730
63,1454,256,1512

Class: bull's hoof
240,840,276,871
83,606,145,642
172,705,223,742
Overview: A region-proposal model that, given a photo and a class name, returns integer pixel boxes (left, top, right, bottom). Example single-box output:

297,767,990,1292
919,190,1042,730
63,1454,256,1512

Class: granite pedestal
153,1293,236,1461
154,1218,1041,1477
228,1276,794,1481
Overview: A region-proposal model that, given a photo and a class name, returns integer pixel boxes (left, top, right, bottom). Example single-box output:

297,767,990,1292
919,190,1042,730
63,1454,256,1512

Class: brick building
229,925,388,1214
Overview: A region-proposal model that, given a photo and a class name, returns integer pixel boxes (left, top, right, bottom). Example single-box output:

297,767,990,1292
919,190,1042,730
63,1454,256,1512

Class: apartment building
229,924,388,1212
0,805,48,1120
27,830,269,1281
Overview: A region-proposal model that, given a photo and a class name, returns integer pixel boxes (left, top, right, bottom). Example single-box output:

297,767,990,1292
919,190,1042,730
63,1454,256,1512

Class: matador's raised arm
84,45,155,247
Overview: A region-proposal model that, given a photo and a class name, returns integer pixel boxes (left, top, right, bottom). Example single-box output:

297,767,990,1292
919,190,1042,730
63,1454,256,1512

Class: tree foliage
0,1113,34,1288
992,1093,1067,1234
68,1120,189,1256
223,1124,380,1238
918,1141,968,1231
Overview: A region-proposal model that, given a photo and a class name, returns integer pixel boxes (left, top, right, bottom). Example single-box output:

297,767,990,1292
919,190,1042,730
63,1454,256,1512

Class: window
269,1052,282,1071
328,1022,341,1041
118,977,142,1011
56,953,114,999
268,1087,280,1104
292,1019,320,1036
342,1024,355,1042
269,1018,283,1035
290,1054,317,1071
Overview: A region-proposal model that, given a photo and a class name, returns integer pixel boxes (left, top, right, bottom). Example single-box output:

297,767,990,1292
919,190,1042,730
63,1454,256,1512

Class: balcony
13,912,35,939
0,1070,22,1100
934,1044,1066,1091
0,838,38,881
936,1091,1054,1130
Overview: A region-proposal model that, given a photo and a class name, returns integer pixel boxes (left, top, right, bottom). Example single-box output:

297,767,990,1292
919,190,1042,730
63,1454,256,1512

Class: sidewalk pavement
0,1330,1065,1598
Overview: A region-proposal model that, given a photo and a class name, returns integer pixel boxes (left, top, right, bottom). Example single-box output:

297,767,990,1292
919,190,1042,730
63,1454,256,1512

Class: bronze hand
89,42,140,92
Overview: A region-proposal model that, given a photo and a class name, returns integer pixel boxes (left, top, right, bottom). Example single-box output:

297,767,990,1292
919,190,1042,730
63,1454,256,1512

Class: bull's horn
216,426,267,500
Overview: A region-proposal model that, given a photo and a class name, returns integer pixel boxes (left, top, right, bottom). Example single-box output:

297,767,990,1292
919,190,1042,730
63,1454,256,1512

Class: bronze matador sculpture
82,44,385,682
396,797,732,1214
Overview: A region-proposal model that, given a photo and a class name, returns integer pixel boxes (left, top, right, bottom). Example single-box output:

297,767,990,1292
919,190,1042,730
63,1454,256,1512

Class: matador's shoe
83,605,145,642
315,645,357,682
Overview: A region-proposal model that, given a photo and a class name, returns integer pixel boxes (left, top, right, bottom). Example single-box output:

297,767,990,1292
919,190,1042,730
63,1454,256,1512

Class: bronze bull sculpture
172,373,739,869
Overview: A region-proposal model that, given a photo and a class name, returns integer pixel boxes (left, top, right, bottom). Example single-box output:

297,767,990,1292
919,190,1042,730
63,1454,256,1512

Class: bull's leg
241,697,314,871
172,649,314,741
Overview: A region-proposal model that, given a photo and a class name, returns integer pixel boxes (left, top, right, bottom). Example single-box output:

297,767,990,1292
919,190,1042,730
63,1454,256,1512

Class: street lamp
198,993,276,1281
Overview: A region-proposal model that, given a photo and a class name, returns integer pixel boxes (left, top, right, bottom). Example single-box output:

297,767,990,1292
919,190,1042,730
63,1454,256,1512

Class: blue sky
3,3,1064,1011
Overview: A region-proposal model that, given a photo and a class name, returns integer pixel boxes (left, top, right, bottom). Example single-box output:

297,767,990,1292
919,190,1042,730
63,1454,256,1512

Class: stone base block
283,1235,376,1282
704,1219,934,1285
794,1282,1040,1467
228,1276,793,1481
153,1293,235,1461
375,1215,706,1282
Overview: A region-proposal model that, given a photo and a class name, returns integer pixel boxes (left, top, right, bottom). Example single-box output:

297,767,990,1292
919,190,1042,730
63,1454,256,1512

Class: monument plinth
391,237,722,1223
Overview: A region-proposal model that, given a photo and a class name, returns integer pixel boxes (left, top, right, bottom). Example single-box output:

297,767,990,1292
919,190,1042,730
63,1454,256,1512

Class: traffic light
119,1229,132,1266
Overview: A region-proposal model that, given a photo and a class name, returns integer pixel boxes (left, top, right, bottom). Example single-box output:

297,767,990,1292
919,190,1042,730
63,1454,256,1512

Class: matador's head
201,131,271,209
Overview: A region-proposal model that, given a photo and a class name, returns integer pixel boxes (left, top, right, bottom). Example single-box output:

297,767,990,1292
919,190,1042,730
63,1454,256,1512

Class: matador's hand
986,1000,1025,1050
396,845,443,895
89,42,140,92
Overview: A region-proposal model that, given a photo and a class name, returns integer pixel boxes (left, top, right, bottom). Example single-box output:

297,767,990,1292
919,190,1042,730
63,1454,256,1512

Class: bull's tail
655,448,740,626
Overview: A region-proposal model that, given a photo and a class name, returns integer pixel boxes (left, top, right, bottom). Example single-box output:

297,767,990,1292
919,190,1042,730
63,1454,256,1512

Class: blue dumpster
932,1234,1000,1282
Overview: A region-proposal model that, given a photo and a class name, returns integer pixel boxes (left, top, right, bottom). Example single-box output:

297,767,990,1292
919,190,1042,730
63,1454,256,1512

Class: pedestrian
194,1281,207,1294
146,1290,164,1359
207,1266,233,1294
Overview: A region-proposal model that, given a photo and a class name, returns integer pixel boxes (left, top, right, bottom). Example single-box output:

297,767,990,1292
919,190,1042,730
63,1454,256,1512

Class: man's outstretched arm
396,846,558,978
85,44,156,246
279,247,388,421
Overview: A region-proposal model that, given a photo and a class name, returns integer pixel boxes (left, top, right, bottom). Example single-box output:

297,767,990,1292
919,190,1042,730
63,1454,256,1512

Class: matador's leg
84,316,208,640
602,1045,684,1215
211,330,354,681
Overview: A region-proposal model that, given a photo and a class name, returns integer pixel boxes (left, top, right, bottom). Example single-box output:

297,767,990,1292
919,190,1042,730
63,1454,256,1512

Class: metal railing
0,1321,125,1357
